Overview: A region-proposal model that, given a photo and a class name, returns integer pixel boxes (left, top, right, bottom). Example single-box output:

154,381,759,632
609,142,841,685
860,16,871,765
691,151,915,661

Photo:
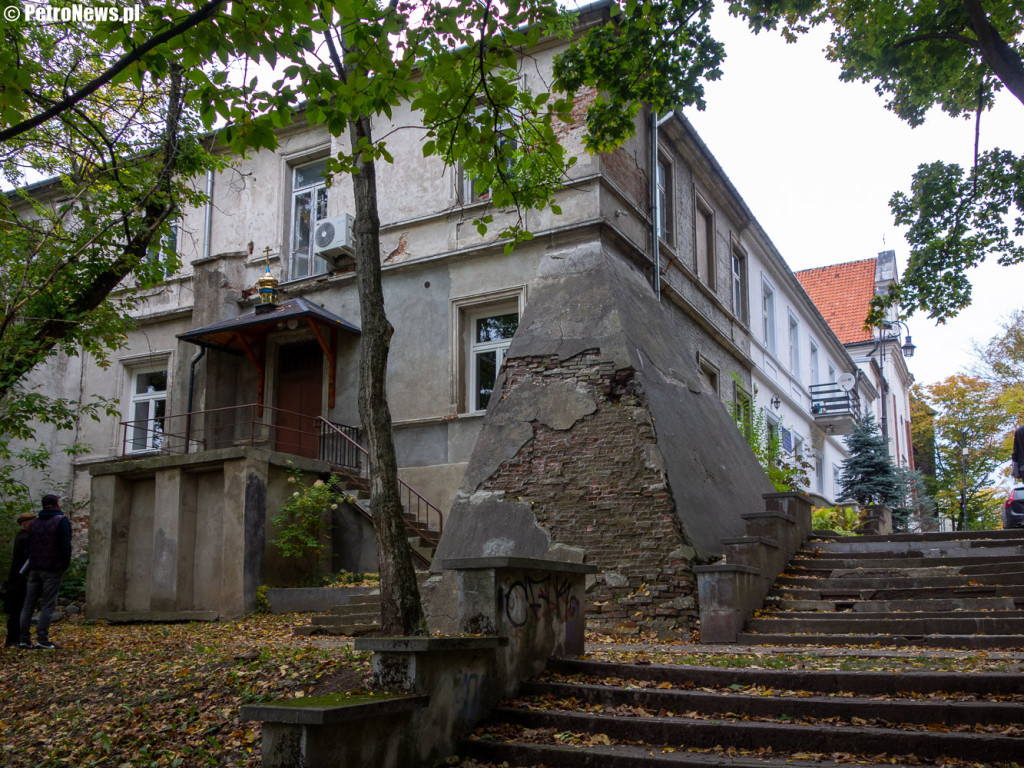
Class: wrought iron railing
317,417,444,538
118,405,444,539
318,420,361,471
808,382,861,421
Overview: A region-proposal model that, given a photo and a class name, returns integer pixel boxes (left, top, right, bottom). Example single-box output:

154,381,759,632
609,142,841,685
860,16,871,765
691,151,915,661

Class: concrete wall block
695,564,760,644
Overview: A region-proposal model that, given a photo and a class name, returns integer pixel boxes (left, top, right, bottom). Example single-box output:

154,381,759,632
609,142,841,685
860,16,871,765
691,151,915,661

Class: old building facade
10,13,877,634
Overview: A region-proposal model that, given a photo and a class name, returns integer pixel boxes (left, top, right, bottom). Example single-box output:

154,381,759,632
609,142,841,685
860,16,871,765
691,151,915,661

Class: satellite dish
837,372,856,391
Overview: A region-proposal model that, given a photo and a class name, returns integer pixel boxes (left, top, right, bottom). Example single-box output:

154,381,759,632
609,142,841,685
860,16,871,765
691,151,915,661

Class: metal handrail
316,416,444,538
809,382,861,420
120,403,349,458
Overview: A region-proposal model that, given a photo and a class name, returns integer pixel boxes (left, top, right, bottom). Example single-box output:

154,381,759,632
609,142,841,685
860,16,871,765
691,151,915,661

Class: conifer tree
838,414,899,507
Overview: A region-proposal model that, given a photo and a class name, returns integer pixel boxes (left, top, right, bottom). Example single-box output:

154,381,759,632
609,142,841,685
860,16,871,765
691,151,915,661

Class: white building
796,251,916,471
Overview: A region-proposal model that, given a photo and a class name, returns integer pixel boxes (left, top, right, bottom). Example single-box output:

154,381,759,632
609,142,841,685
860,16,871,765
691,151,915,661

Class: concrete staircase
741,528,1024,649
458,657,1024,766
293,590,382,637
293,572,430,637
330,478,440,567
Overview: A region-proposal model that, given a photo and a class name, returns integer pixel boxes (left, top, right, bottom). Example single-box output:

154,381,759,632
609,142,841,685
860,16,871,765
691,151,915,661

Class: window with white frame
466,306,519,412
761,279,777,354
788,312,800,375
814,450,824,494
694,193,714,288
792,432,804,458
128,368,167,453
827,360,837,384
290,158,330,279
809,338,820,385
731,243,747,323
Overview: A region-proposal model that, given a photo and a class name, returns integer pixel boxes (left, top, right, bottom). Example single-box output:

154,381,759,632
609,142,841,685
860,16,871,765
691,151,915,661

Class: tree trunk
962,0,1024,107
348,113,427,637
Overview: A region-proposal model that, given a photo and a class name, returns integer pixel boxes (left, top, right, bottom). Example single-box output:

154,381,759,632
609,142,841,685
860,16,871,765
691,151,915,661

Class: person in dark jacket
1013,424,1024,482
4,512,35,647
19,494,71,650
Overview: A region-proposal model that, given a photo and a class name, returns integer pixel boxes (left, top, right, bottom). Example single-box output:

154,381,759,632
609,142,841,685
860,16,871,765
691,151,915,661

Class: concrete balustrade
695,491,812,643
242,556,596,768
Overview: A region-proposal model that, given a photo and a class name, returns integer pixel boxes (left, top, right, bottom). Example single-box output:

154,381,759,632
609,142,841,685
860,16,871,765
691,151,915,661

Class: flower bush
271,467,347,561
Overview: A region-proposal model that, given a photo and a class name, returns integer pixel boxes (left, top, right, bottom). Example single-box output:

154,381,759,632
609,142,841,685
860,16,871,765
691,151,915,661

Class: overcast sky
680,8,1024,390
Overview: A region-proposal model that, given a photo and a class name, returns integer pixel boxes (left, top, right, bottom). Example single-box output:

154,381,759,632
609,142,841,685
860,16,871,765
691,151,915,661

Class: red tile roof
795,259,877,345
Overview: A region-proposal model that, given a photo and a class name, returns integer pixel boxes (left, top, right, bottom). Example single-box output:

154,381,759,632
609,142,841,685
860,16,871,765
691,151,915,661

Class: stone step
788,563,1024,580
522,679,1024,726
775,569,1024,590
809,529,1024,552
736,631,1024,649
769,583,1024,601
480,704,1023,764
293,621,379,637
545,658,1024,695
458,739,901,768
789,553,1024,571
745,614,1024,635
799,543,1024,558
765,595,1019,612
317,608,379,624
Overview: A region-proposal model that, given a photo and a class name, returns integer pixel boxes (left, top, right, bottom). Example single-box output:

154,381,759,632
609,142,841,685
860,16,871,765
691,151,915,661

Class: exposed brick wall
480,350,698,637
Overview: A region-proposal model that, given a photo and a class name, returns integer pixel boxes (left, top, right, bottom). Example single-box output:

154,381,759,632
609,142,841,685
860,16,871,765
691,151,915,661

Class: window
656,158,673,242
731,244,747,323
147,222,178,277
827,361,837,384
809,339,820,385
788,312,800,375
761,279,777,353
290,159,330,279
766,413,780,464
128,368,167,453
694,193,715,288
468,309,519,412
792,432,804,457
460,107,518,203
814,450,824,494
733,382,753,438
697,353,719,395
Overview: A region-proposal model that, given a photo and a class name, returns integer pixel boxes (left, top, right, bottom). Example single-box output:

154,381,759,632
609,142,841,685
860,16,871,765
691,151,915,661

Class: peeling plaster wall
433,238,773,635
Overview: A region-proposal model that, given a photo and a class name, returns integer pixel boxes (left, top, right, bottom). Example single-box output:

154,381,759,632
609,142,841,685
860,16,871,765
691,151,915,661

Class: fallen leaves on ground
0,614,371,768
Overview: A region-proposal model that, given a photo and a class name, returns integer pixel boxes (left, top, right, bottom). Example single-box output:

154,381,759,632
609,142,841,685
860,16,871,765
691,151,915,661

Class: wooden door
275,342,323,458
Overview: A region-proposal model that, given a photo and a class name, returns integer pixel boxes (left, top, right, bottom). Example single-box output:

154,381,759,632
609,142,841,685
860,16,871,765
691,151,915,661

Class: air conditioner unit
313,214,355,261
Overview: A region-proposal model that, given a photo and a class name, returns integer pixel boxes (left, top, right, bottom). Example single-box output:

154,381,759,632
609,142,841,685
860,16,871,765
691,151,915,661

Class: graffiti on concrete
457,672,481,720
499,573,580,639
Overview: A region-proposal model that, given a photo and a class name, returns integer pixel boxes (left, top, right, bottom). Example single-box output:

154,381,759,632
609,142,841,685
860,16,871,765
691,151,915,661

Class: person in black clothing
19,494,71,650
3,512,35,647
1013,424,1024,482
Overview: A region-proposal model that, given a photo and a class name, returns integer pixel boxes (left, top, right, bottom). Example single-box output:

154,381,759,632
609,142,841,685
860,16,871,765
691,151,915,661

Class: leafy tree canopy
730,0,1024,323
919,374,1009,530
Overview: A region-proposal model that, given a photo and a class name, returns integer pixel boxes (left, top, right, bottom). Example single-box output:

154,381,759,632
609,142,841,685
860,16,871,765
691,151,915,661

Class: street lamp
961,446,968,531
876,319,915,449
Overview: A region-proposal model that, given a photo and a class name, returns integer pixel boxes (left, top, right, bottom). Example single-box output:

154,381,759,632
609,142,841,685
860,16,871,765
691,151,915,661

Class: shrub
59,553,88,603
812,506,861,536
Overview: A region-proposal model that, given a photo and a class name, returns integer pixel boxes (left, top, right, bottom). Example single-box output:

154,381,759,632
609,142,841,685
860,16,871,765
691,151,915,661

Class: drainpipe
650,110,673,298
185,346,206,453
202,170,214,260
